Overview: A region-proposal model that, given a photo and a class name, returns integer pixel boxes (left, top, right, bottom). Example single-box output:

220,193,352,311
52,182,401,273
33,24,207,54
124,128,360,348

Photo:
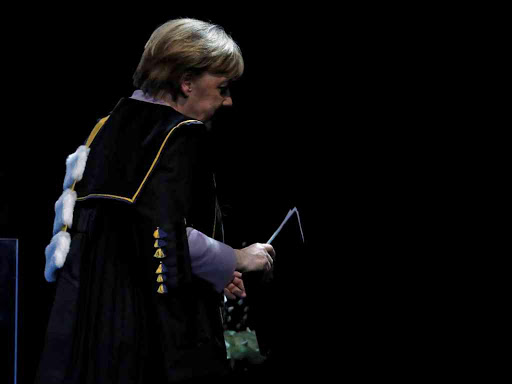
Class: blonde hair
133,18,244,100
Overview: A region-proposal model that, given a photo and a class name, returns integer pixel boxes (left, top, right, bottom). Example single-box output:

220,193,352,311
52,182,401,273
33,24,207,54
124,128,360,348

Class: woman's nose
222,96,233,107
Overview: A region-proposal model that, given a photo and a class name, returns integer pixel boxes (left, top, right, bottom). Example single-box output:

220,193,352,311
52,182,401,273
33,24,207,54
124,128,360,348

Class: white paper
267,207,305,244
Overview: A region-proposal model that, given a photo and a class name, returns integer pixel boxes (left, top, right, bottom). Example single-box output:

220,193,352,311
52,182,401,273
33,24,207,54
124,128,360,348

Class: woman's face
182,73,233,122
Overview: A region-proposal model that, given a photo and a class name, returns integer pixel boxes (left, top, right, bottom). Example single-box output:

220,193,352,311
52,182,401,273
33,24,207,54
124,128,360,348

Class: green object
224,329,266,364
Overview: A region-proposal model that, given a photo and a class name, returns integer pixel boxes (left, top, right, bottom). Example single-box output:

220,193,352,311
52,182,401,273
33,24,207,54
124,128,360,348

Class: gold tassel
156,274,167,283
153,227,168,239
157,284,168,294
154,239,167,248
155,263,168,274
154,248,166,258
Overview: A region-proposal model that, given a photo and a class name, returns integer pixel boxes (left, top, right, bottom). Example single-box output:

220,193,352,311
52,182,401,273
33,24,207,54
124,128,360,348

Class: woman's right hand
234,243,275,272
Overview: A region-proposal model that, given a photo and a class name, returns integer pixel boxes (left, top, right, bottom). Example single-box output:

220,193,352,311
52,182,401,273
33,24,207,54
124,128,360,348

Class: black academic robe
35,98,228,384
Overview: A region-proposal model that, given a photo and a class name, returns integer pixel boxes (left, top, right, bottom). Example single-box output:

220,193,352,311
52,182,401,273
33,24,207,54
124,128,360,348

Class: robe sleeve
135,122,223,289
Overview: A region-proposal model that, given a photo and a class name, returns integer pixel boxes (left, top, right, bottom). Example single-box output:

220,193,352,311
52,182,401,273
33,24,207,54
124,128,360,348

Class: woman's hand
234,243,275,273
224,271,246,300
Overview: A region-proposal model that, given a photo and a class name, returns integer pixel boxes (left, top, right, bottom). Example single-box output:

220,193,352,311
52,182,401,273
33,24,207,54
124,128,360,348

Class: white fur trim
52,189,77,235
44,231,71,282
63,145,90,190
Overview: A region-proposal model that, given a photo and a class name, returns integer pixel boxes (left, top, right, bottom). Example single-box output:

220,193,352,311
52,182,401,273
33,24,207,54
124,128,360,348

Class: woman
36,18,274,384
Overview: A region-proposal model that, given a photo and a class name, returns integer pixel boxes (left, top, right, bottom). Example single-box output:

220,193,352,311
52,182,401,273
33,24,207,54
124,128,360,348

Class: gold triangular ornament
157,284,168,294
154,248,165,258
156,274,167,283
153,227,168,239
154,239,167,248
155,263,168,274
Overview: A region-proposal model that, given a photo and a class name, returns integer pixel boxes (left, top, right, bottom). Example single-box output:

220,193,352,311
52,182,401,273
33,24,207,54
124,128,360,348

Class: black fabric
74,98,204,204
35,100,228,384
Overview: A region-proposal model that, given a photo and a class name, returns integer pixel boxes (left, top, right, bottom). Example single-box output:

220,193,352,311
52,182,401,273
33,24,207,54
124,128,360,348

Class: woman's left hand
224,271,246,300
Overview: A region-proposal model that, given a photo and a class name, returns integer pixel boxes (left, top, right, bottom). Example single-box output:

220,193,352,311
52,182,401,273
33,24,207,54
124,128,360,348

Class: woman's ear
180,73,193,96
